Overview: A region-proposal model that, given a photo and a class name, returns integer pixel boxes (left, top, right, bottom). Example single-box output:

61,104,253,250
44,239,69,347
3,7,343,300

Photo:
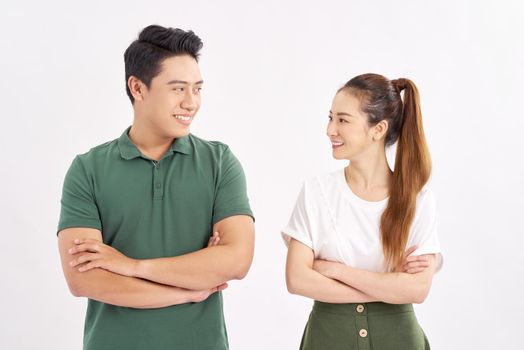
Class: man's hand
178,231,226,303
187,282,229,303
207,231,221,247
69,238,138,277
70,231,223,277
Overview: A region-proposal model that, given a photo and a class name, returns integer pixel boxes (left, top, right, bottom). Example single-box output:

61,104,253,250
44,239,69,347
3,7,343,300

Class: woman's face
327,91,375,160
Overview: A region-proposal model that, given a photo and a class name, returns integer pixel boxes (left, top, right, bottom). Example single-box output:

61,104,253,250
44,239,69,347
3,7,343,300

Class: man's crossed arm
58,215,254,307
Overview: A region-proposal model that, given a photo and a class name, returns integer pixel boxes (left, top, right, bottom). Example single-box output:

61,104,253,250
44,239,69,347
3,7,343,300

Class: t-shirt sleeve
281,182,314,249
57,156,102,234
212,146,254,225
407,188,443,272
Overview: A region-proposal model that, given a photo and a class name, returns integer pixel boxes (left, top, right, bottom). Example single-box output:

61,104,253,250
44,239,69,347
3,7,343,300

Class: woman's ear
372,120,389,141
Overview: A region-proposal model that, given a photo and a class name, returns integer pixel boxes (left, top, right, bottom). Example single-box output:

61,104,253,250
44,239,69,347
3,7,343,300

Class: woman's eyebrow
330,110,355,117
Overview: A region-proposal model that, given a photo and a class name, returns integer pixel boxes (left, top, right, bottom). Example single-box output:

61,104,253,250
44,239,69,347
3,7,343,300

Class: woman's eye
339,119,348,123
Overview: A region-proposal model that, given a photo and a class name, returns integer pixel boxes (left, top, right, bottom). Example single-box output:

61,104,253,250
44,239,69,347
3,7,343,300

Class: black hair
124,25,203,104
339,73,403,147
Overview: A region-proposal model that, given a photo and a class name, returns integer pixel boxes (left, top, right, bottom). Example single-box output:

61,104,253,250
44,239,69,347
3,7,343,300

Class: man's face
139,54,203,139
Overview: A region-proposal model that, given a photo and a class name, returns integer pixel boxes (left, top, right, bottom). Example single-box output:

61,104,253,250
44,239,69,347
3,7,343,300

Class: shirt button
155,182,161,189
356,304,365,313
359,329,368,338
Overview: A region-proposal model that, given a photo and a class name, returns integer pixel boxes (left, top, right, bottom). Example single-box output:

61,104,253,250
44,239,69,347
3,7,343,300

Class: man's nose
181,90,198,111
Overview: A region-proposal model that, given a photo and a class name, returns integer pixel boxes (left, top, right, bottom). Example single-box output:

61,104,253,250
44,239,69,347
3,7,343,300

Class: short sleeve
212,147,254,225
281,182,314,249
57,156,102,234
407,188,443,272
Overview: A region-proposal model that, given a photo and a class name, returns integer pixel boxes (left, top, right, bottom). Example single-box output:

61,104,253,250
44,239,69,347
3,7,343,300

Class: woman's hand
313,259,343,279
401,246,430,274
313,246,431,279
69,238,138,277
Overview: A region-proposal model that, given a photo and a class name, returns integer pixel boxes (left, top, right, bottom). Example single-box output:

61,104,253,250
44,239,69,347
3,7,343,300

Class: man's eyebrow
166,80,204,85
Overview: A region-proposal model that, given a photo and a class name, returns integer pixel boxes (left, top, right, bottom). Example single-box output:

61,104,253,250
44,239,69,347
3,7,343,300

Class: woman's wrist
332,263,345,280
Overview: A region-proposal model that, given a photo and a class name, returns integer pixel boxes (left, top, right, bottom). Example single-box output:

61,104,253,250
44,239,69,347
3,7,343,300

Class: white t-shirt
281,168,443,273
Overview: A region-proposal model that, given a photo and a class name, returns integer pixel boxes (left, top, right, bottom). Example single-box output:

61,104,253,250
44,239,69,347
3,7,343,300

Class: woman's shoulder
307,168,343,186
296,169,346,208
414,185,437,217
303,168,344,192
417,185,436,203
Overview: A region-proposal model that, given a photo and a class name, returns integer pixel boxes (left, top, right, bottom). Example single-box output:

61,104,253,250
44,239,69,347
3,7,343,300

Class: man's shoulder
75,138,119,164
187,134,231,155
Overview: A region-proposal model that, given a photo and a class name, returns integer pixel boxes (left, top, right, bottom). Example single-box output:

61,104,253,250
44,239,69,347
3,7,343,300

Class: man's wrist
133,259,147,279
176,287,194,304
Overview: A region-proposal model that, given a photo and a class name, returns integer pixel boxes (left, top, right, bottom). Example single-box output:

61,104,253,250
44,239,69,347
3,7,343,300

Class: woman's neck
345,148,392,200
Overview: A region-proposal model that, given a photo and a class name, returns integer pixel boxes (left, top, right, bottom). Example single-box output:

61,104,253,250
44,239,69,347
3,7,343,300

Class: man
57,25,255,350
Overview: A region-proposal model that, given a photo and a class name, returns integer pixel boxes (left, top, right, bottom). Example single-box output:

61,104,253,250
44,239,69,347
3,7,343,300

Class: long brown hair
340,74,432,271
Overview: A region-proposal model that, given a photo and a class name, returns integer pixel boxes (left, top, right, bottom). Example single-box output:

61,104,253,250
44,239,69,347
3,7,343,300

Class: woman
282,73,443,349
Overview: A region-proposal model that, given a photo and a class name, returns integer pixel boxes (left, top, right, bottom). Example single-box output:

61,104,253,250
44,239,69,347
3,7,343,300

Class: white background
1,0,523,349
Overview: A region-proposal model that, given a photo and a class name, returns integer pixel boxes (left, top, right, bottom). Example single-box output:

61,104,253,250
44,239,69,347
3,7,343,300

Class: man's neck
128,122,174,161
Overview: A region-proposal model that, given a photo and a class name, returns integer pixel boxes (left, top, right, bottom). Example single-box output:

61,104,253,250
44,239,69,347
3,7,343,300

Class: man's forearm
134,244,251,290
70,268,194,309
66,216,255,291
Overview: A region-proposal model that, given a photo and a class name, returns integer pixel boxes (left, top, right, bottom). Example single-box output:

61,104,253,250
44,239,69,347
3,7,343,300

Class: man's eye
173,87,184,92
339,119,348,123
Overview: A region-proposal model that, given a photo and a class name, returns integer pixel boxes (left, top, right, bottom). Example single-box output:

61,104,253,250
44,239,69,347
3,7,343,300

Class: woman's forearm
331,264,433,304
287,265,377,303
286,238,376,303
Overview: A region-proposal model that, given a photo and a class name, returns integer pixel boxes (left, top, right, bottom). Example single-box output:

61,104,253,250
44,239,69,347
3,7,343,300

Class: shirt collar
118,126,192,160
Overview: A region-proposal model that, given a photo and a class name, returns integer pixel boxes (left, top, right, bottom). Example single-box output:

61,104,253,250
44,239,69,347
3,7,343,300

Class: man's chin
172,133,189,140
166,127,191,139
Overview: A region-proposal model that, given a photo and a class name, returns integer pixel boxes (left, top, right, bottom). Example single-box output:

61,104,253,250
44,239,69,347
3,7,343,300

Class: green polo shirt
58,127,254,350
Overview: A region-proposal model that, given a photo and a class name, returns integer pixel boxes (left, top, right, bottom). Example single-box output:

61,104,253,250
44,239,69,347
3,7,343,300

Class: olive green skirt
300,301,430,350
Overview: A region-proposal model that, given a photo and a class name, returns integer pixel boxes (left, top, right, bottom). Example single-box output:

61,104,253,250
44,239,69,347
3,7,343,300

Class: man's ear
128,76,146,102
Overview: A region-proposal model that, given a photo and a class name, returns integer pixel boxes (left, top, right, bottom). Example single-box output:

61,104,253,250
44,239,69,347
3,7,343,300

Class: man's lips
173,114,193,125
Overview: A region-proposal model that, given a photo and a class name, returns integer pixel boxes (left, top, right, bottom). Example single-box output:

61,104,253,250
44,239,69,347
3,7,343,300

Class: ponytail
341,74,432,271
380,78,432,271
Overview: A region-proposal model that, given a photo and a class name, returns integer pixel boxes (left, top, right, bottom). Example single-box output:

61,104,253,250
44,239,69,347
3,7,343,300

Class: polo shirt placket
152,160,163,200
